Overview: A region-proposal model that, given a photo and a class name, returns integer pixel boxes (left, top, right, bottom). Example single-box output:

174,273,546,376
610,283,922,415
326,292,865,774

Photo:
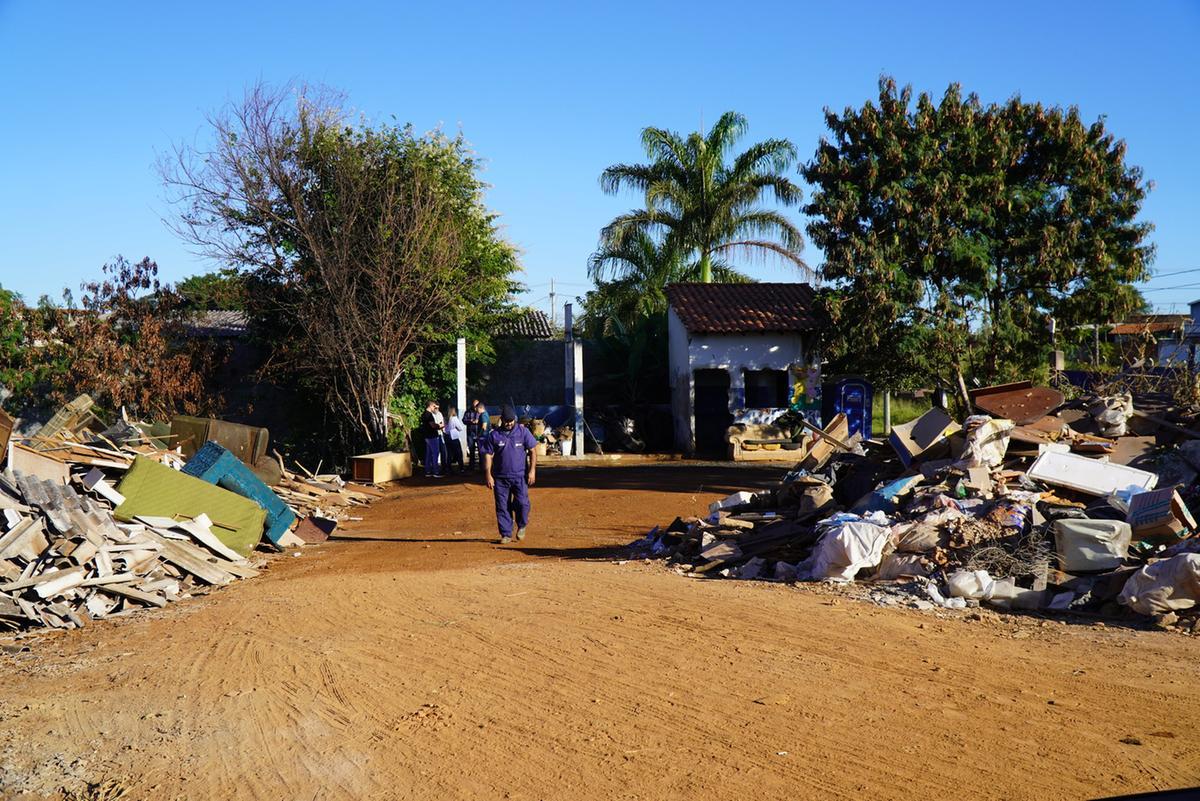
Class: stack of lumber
271,466,385,521
0,470,257,631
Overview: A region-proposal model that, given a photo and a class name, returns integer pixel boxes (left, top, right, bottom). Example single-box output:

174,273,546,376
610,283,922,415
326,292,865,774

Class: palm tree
584,230,751,333
599,111,807,283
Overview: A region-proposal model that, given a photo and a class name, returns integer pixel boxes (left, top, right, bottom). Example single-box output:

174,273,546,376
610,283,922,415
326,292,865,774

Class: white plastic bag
709,491,756,516
1088,394,1133,437
1119,553,1200,615
800,521,889,581
947,569,1019,602
955,416,1015,469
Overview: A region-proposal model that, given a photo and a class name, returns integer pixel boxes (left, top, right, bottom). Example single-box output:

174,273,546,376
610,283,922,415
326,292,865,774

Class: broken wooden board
0,517,49,562
139,530,233,586
134,515,246,563
96,583,168,608
9,446,70,485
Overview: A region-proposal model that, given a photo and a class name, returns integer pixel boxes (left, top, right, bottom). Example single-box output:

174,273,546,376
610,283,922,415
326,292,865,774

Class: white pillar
456,337,467,414
572,339,584,456
456,337,468,452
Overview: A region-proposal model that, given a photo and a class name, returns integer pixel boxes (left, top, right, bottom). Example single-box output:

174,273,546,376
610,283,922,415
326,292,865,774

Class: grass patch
871,394,931,435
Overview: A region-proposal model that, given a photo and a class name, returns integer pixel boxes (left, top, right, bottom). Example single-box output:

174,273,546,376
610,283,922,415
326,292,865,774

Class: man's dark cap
500,405,517,423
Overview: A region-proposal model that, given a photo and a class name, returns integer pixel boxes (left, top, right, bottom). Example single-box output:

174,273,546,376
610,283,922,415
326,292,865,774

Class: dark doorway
693,368,732,456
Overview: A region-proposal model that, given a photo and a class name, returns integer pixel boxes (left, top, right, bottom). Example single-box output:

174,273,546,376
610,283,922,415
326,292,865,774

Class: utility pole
549,279,556,328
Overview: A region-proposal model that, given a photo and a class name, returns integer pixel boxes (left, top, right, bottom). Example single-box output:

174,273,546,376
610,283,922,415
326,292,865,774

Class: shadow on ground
398,463,789,496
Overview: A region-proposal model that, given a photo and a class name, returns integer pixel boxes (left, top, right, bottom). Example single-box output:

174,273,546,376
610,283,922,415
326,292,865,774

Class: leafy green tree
177,268,248,310
163,83,518,454
0,287,34,406
599,111,807,283
803,77,1154,395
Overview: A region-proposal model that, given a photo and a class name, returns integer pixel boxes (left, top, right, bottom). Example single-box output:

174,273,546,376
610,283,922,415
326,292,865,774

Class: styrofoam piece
1026,450,1157,497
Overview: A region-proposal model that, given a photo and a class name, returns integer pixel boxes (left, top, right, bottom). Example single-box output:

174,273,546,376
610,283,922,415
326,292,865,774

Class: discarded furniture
1027,450,1157,497
114,456,266,558
350,451,412,483
182,441,296,547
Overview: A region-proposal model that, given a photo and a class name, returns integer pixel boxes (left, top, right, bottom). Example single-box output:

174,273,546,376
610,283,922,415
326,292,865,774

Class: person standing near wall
462,399,485,471
480,405,537,544
432,402,449,470
444,406,466,474
420,401,443,478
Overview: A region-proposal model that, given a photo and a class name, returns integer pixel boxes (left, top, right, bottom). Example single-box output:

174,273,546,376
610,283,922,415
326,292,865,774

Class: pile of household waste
0,395,384,631
634,382,1200,632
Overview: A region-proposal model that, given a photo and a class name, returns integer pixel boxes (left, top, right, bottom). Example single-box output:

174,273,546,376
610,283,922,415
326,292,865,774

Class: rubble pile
0,395,387,631
635,386,1200,632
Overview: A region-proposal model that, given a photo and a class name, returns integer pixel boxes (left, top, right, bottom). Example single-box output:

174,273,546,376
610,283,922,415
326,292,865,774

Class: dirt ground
2,463,1199,801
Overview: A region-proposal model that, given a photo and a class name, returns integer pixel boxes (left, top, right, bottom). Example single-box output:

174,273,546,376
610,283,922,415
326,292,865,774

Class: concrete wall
469,339,565,407
668,306,811,453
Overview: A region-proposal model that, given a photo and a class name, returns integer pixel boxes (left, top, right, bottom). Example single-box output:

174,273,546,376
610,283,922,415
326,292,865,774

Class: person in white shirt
432,404,448,471
444,407,466,474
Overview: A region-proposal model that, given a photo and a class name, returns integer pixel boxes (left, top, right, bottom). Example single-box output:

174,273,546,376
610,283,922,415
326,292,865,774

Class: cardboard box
1127,488,1196,543
351,451,412,484
888,408,961,467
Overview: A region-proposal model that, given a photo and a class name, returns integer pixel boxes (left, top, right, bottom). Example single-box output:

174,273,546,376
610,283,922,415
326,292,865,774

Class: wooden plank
0,517,49,562
80,572,137,587
96,583,168,608
135,515,246,563
140,531,232,585
0,564,85,595
218,560,259,579
9,445,70,485
1132,409,1200,440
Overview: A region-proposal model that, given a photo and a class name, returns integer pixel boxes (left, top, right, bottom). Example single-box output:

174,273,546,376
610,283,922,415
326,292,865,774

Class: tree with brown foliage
37,257,220,419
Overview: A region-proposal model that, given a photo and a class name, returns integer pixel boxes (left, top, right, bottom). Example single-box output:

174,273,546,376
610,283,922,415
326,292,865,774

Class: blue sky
1,1,1197,315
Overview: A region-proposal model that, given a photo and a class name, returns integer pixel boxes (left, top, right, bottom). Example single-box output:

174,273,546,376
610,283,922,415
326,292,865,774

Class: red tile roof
666,282,825,334
1110,321,1182,336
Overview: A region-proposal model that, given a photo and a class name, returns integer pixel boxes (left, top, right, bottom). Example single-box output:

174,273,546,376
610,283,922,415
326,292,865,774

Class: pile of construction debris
635,382,1200,632
0,395,388,631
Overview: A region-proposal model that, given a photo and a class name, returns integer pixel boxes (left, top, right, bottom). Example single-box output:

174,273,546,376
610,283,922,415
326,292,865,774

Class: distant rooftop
493,308,555,340
184,310,249,338
666,282,825,334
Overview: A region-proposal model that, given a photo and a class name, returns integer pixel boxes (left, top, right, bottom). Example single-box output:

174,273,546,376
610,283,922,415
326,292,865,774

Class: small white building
665,283,826,455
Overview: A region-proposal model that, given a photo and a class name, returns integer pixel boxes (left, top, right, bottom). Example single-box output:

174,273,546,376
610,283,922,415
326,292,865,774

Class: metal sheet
971,382,1065,424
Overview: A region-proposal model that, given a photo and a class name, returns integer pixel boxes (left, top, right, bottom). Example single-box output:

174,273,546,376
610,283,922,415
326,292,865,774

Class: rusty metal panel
970,382,1064,424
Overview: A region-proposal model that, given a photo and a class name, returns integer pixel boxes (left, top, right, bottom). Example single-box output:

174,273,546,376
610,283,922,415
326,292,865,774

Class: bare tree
161,84,465,449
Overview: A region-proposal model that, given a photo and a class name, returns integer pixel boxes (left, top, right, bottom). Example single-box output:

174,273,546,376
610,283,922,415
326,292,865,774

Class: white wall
667,308,694,452
687,331,806,412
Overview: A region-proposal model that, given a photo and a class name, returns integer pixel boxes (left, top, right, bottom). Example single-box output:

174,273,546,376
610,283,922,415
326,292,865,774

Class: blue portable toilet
822,376,873,440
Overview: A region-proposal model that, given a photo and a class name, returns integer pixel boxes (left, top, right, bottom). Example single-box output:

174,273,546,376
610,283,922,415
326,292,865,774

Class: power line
1146,266,1200,279
1142,282,1200,292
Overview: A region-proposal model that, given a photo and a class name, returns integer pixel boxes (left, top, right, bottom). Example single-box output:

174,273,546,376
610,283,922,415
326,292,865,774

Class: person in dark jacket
419,400,443,478
461,399,487,471
480,405,537,544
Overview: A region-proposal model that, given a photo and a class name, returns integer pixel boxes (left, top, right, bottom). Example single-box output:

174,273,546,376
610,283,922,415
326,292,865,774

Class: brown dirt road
2,463,1199,800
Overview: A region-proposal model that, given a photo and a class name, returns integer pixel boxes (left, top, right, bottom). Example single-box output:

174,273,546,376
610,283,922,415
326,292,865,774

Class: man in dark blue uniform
480,406,538,544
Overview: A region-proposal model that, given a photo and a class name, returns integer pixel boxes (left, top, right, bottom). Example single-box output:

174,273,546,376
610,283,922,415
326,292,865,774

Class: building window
743,369,788,408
